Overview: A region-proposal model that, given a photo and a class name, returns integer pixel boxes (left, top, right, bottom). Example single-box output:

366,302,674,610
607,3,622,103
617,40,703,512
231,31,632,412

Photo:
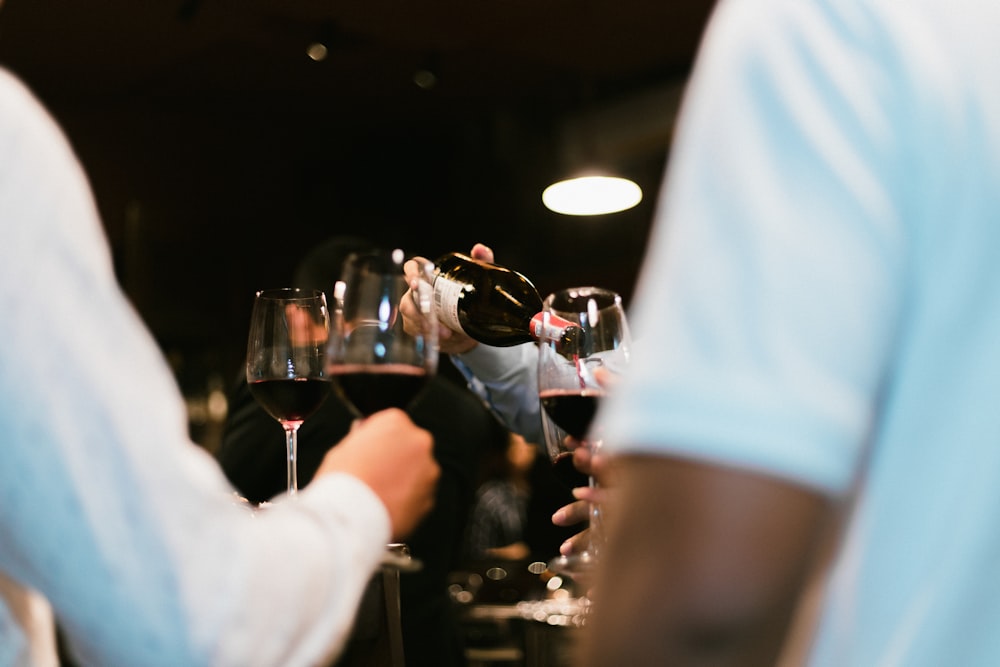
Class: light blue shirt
452,343,543,444
597,1,1000,665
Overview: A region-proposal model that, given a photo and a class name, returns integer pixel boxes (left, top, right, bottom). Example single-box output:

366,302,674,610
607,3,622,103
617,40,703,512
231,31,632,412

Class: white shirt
0,68,390,667
597,1,1000,665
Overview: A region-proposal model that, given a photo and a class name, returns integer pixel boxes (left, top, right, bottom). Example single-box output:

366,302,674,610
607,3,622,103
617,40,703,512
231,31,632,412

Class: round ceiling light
542,175,642,216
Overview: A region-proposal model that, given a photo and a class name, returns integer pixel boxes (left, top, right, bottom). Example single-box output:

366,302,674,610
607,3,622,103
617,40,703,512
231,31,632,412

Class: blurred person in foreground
217,236,510,667
0,54,439,667
580,1,1000,665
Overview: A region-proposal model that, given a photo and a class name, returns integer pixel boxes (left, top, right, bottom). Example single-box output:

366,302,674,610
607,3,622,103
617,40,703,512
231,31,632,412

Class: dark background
0,0,715,444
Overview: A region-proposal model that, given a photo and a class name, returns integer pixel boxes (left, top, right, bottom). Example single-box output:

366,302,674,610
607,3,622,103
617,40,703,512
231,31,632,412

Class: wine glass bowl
537,287,630,577
326,248,438,418
326,248,437,574
245,287,331,496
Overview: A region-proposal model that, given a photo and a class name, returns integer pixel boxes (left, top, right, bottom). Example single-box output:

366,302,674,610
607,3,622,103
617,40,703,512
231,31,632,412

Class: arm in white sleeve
0,68,390,667
450,343,543,443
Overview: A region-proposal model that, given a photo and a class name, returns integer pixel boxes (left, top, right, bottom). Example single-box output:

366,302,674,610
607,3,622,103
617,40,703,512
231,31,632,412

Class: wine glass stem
588,475,602,557
587,439,603,557
284,423,300,496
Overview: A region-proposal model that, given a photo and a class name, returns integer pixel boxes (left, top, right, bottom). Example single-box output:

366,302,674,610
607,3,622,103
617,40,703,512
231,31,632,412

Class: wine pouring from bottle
430,252,581,348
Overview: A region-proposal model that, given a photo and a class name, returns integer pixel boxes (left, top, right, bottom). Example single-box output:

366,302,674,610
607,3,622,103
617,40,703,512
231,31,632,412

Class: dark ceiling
0,0,715,396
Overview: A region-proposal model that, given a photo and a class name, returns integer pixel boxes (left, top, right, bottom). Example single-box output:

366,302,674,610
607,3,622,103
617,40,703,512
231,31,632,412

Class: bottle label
433,273,466,334
529,312,577,342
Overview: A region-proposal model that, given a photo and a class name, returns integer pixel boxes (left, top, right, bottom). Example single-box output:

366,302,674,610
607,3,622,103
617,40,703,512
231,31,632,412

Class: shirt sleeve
451,343,545,444
0,68,390,667
596,0,905,496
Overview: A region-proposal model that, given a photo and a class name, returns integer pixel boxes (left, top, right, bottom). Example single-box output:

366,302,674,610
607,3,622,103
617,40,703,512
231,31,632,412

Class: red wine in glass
248,377,331,424
537,286,630,581
245,287,329,496
325,248,438,423
328,364,429,417
539,389,603,441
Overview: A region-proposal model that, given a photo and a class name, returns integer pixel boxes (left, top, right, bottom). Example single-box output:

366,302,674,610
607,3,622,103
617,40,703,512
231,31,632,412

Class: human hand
549,366,620,556
315,409,439,540
400,243,495,355
551,446,612,556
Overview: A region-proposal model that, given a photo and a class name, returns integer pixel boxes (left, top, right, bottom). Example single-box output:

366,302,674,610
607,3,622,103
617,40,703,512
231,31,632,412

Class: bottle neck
529,312,578,343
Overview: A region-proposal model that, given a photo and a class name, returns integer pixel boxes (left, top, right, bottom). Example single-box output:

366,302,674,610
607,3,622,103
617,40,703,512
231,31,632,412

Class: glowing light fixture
306,42,328,61
542,175,642,216
413,52,440,90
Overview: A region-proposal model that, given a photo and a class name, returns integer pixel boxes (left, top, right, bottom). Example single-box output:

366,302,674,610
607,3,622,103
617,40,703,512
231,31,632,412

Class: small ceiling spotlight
413,52,440,90
306,42,328,62
413,68,437,90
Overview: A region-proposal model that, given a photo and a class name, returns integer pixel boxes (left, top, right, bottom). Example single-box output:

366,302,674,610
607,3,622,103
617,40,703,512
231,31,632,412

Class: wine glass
537,287,631,579
246,288,331,497
326,248,437,573
325,248,438,418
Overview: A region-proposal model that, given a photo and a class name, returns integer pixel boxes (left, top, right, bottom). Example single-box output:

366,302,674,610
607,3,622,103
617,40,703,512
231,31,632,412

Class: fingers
315,409,439,540
574,483,609,505
559,528,591,556
402,257,427,283
400,258,431,338
572,444,593,475
470,243,494,263
593,366,620,390
552,498,590,527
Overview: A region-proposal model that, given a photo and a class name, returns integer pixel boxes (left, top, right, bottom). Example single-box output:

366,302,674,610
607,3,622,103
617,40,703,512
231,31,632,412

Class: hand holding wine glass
246,288,331,497
538,287,631,579
315,408,439,540
325,248,439,571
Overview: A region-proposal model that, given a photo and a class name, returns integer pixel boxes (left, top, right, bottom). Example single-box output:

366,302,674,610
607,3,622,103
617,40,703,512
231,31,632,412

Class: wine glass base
547,550,596,580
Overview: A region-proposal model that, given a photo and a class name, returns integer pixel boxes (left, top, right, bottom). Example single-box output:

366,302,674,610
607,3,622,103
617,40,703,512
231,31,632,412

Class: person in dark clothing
216,236,509,667
464,432,537,562
464,431,583,564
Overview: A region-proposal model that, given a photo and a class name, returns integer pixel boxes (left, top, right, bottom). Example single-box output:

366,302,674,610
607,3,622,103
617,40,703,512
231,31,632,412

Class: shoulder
0,67,89,193
0,68,64,142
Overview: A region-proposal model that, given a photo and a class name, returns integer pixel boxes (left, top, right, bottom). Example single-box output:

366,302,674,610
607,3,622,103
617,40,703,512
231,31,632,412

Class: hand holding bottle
401,243,495,355
402,242,580,355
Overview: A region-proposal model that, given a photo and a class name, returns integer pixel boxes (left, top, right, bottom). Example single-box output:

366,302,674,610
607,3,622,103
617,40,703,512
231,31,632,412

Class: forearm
185,473,390,667
40,436,389,667
451,343,543,443
579,455,831,667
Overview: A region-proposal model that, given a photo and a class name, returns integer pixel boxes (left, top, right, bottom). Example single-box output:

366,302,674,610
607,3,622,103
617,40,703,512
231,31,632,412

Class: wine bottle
431,252,579,347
